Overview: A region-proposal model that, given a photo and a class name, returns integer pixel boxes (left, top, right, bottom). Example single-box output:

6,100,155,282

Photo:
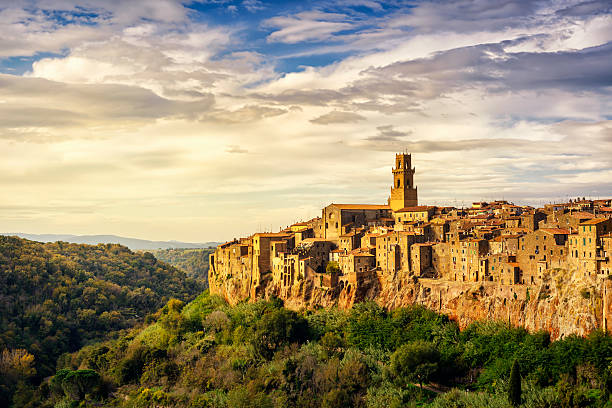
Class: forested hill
146,248,214,287
1,233,220,250
0,236,205,382
17,292,612,408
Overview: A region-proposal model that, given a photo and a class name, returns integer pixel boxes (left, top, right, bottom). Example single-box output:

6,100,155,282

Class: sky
0,0,611,242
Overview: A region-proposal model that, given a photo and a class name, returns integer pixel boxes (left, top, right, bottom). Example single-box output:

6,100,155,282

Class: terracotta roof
352,251,374,257
506,227,529,233
431,217,448,224
580,218,609,225
394,205,435,213
330,203,390,210
540,228,571,235
254,232,292,238
301,237,333,243
569,211,595,219
219,239,239,248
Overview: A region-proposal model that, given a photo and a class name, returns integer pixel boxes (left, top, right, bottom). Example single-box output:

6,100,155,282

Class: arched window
397,179,401,188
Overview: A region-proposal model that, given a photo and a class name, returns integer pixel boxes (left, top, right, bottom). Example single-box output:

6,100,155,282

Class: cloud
1,0,612,242
556,1,611,17
264,11,354,43
205,105,287,123
310,110,365,124
392,0,540,34
242,0,265,12
0,1,192,59
0,74,215,140
226,145,249,154
366,125,411,141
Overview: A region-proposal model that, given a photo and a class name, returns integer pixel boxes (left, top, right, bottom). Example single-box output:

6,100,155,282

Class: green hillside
15,291,612,408
0,236,205,405
147,248,214,287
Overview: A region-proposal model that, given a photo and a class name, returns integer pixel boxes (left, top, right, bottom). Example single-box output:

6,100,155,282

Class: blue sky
0,0,611,241
1,0,408,74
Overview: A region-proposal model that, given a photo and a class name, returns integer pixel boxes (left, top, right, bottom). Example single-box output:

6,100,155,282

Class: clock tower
389,153,418,212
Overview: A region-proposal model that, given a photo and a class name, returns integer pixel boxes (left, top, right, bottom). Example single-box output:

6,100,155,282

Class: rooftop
540,228,571,235
329,203,390,210
580,218,609,225
394,205,435,213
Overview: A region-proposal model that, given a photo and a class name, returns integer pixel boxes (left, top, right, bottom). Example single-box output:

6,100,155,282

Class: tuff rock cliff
209,267,612,340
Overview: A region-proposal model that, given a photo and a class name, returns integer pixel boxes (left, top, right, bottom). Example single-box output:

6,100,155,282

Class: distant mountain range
0,233,221,250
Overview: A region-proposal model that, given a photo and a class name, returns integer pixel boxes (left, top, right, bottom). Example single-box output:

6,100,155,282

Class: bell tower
389,153,418,212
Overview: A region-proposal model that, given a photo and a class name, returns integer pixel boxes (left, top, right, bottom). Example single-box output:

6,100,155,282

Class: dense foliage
147,248,213,286
0,235,205,402
13,291,612,408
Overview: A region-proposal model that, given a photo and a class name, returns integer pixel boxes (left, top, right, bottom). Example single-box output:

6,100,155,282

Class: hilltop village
209,154,612,337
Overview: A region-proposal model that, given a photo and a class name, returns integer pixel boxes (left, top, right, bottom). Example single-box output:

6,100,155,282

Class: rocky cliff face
209,267,612,340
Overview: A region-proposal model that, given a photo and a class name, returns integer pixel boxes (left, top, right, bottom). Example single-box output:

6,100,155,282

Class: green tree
389,341,440,389
322,388,351,408
50,369,101,401
326,261,340,274
320,332,345,358
508,359,521,406
253,308,307,359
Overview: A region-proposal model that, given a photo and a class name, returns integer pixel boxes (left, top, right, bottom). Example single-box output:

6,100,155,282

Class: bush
388,341,440,388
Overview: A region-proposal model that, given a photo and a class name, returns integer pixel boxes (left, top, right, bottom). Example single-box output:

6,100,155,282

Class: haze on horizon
0,0,611,242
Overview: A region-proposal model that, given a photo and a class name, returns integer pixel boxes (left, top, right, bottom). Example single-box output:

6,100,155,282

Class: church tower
389,153,418,212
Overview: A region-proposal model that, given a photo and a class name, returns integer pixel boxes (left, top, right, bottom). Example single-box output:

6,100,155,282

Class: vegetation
0,236,205,405
9,290,612,407
508,359,521,406
147,248,214,286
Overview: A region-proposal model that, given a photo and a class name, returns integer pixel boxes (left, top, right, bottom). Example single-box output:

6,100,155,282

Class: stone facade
209,153,612,339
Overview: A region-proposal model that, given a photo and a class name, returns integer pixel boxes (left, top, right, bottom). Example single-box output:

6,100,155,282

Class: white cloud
264,11,354,43
0,0,611,241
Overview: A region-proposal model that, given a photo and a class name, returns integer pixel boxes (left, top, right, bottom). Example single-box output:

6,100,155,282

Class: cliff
209,266,612,340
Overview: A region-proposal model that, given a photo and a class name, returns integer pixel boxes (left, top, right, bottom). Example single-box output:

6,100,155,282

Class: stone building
389,153,418,212
210,152,612,310
321,204,391,242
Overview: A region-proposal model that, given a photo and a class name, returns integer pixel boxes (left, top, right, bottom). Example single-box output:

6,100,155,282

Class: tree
0,348,36,382
253,308,307,359
326,261,340,274
508,359,521,406
320,332,345,358
0,348,36,407
51,369,102,401
389,341,439,389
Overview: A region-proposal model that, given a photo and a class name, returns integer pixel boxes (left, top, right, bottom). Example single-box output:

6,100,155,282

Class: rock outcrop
210,266,612,340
